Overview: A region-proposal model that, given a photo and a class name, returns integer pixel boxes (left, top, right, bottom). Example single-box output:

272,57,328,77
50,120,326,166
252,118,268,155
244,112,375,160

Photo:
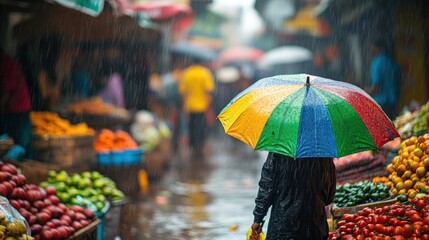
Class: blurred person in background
0,47,33,159
365,38,401,119
178,58,215,156
36,36,61,111
91,61,125,108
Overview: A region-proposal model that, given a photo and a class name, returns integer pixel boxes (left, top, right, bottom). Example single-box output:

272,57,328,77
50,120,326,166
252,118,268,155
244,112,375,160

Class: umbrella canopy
170,41,217,62
218,46,264,65
217,74,399,158
257,46,313,69
216,66,241,83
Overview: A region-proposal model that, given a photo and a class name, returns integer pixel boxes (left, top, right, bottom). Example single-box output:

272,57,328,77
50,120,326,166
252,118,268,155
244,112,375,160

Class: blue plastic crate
123,148,143,165
111,151,125,165
96,152,111,166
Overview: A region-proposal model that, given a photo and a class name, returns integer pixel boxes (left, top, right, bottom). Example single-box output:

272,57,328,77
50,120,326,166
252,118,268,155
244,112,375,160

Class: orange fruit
392,156,401,165
419,142,427,150
391,188,398,195
404,179,414,189
397,164,407,175
408,189,417,199
410,136,418,144
413,156,421,162
410,162,420,172
393,176,403,185
424,133,429,140
397,182,405,190
387,164,395,174
414,148,424,157
402,170,412,179
402,151,410,159
385,181,394,188
399,189,407,195
419,136,426,143
417,167,427,177
414,181,426,190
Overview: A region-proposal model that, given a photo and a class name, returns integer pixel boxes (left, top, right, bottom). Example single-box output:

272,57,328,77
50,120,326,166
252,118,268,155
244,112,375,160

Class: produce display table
65,114,132,131
103,198,128,240
69,218,100,240
331,198,397,222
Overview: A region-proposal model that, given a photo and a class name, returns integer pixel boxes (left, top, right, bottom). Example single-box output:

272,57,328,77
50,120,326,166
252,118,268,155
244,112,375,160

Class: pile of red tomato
330,195,429,240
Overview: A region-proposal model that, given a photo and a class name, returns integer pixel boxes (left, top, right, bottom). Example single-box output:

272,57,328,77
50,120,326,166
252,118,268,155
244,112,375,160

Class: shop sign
53,0,105,16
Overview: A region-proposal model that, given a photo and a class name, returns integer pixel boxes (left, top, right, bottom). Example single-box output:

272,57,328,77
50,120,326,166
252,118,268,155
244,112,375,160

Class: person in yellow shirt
178,59,215,155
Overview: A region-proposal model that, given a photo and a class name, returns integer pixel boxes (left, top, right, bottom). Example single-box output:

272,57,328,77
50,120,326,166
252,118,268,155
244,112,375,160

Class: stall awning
112,0,194,33
315,0,376,27
13,4,162,43
284,5,331,36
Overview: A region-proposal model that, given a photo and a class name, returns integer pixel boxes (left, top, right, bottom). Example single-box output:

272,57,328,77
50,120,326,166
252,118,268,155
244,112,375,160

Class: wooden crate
69,218,100,240
32,135,95,168
143,139,171,180
331,198,398,220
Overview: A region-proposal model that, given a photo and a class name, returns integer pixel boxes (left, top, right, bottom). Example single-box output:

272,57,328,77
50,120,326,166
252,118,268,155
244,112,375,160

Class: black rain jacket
253,153,336,240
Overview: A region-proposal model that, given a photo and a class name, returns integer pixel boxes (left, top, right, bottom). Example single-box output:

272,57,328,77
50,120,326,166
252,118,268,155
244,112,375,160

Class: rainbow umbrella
217,74,399,158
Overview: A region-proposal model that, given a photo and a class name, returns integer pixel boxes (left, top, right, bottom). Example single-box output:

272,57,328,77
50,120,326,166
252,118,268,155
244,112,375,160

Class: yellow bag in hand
246,228,266,240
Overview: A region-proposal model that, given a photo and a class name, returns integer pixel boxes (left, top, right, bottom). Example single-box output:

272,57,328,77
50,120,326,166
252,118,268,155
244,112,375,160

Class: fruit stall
328,132,429,239
0,109,173,239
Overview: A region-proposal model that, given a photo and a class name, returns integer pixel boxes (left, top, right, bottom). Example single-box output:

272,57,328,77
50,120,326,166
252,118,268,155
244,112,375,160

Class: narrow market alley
119,131,267,240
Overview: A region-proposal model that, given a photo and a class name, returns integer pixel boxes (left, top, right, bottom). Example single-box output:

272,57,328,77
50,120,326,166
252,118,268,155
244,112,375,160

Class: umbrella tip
305,76,311,86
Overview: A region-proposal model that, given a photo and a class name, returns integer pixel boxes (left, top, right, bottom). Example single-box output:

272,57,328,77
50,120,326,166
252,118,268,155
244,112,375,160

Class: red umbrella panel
218,46,264,65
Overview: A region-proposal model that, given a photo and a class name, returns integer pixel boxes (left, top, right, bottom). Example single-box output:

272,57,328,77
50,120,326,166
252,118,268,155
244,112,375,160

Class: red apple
43,198,52,207
33,200,45,209
58,203,67,212
57,226,69,239
45,221,55,229
71,221,82,230
9,199,20,209
51,218,62,227
60,219,70,227
2,181,13,194
40,229,53,240
21,200,30,210
0,184,7,196
16,174,26,186
66,210,77,220
0,172,7,182
8,180,16,188
47,195,60,205
18,208,31,220
10,187,26,199
60,215,72,225
1,163,17,175
28,215,37,225
75,212,86,221
51,228,60,239
80,219,89,227
36,212,51,224
70,205,85,213
31,224,43,234
83,209,95,219
44,186,56,196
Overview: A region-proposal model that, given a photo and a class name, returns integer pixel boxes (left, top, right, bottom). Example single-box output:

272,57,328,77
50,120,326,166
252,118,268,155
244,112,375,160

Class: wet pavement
118,133,269,240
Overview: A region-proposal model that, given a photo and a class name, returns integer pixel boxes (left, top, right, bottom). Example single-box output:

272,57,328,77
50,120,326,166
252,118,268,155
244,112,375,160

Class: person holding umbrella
217,74,399,240
251,154,336,239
